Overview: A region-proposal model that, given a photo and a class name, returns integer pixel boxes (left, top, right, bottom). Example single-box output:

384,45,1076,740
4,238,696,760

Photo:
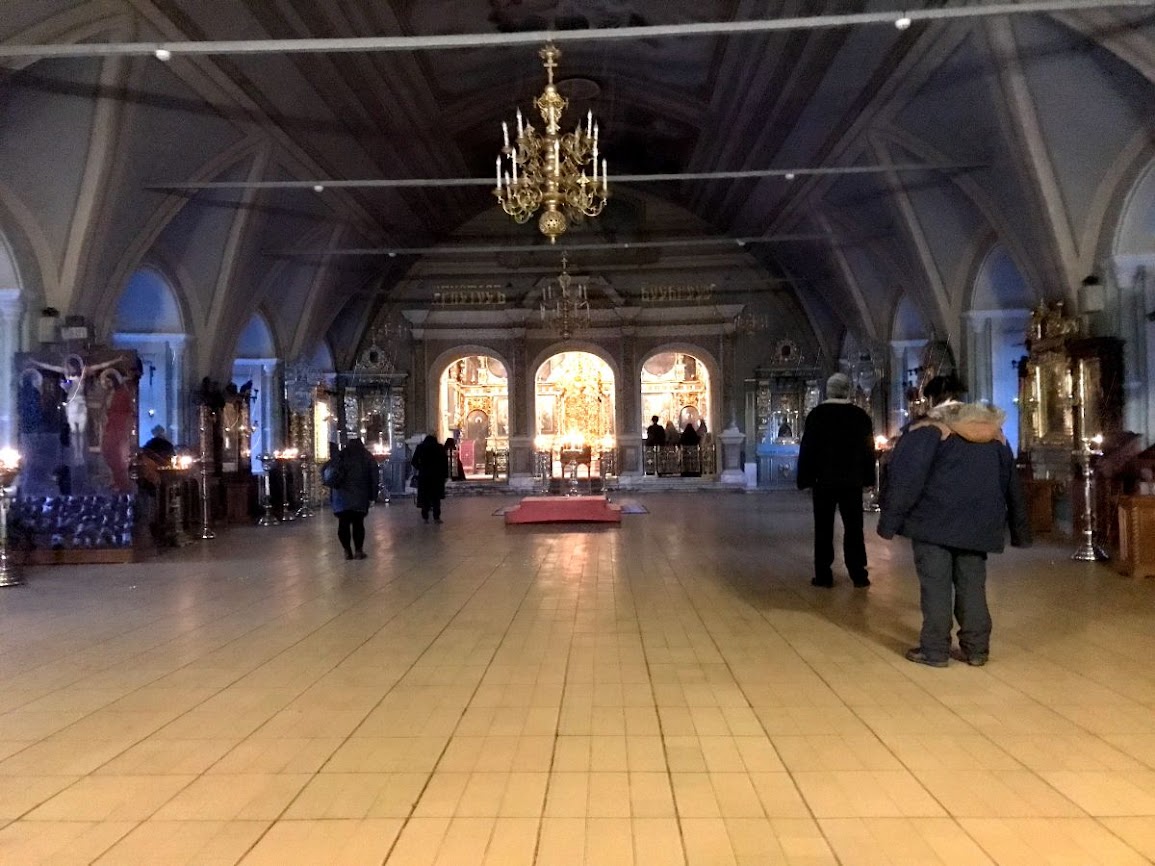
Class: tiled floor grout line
626,550,695,866
658,544,848,866
74,525,457,862
2,495,1154,863
367,542,553,865
5,550,437,831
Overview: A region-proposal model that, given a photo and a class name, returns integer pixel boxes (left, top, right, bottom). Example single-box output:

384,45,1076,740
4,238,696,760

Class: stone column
507,325,534,490
889,339,925,433
0,289,25,448
618,325,642,478
1108,255,1155,444
964,312,995,404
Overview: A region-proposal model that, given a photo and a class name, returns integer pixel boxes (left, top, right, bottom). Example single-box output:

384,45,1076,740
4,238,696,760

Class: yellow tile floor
0,491,1151,864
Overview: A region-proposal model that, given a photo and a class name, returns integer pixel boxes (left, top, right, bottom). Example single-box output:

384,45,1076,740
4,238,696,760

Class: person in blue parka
879,375,1031,667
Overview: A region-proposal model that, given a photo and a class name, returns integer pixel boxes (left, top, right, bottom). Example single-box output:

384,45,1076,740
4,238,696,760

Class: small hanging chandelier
495,43,609,243
541,255,590,339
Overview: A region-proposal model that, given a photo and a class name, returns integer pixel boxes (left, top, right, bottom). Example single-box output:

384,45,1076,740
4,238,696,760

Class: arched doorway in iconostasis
534,350,615,475
640,350,712,441
438,354,509,478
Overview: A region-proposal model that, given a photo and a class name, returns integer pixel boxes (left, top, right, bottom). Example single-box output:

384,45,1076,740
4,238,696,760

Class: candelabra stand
197,408,215,540
165,469,193,547
1071,437,1109,562
565,460,580,496
864,437,888,513
865,453,883,512
257,453,278,526
295,455,315,519
0,464,22,587
278,458,296,522
534,451,552,495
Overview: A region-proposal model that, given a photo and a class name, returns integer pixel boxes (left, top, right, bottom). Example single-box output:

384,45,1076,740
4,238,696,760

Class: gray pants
912,540,990,662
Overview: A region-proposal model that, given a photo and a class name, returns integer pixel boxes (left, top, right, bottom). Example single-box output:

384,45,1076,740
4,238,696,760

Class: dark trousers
812,485,868,581
912,540,990,661
336,510,366,554
420,499,441,521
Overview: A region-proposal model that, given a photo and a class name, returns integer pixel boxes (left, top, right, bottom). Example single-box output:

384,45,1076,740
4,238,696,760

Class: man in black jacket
796,372,876,588
879,377,1031,667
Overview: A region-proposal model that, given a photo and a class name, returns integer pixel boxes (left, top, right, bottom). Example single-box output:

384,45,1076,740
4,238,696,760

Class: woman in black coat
323,438,378,559
411,434,449,523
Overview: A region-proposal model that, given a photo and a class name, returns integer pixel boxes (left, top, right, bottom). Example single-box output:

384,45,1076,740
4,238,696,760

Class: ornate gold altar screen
535,351,615,476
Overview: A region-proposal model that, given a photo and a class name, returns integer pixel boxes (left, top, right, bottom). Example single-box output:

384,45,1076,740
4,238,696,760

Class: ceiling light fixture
784,172,796,181
312,184,324,192
895,15,913,30
495,43,608,244
540,254,589,339
153,48,172,61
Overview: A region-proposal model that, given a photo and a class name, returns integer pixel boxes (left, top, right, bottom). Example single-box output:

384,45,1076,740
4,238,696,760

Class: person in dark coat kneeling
797,372,876,588
323,438,378,560
879,375,1031,668
411,434,449,523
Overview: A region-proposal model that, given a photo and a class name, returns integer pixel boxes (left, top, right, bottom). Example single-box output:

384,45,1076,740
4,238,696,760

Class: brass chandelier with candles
495,43,609,243
541,255,590,339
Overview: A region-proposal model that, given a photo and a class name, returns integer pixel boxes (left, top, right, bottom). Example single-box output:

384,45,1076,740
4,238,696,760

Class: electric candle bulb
502,121,509,148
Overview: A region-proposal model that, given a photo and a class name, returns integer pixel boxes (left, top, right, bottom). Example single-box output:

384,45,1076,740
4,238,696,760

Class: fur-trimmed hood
913,402,1007,445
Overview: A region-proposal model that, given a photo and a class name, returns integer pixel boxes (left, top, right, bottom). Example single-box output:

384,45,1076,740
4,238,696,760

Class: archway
438,354,509,478
640,350,711,441
968,245,1034,453
112,267,187,448
535,351,615,474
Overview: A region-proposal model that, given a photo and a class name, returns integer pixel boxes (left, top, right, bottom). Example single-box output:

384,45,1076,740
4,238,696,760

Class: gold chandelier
541,255,590,339
495,43,609,243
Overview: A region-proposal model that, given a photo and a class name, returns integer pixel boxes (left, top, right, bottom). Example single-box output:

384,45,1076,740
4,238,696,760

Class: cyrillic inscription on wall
640,284,716,304
431,284,508,306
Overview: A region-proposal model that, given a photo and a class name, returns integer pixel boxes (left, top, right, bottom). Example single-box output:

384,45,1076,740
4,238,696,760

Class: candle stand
295,454,315,518
1071,436,1109,562
197,408,215,540
257,453,278,526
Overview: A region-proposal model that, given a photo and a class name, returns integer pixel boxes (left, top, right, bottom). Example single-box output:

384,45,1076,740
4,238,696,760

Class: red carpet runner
503,495,622,525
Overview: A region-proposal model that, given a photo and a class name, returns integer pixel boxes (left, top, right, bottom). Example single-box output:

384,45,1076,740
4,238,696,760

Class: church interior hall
0,494,1152,866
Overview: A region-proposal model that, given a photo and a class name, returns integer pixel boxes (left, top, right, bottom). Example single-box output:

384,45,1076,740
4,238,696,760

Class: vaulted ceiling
0,1,1153,372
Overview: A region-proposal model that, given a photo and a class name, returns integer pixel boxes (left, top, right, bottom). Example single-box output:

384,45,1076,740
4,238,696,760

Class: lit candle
602,159,608,193
554,139,560,169
496,155,501,189
502,121,509,148
593,122,598,143
516,108,523,137
587,109,592,135
512,153,518,183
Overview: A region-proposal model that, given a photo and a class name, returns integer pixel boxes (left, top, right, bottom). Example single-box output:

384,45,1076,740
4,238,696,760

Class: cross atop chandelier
495,43,609,243
541,255,590,339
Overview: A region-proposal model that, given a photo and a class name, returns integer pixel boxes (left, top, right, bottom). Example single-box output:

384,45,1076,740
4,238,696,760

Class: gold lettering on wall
431,284,508,306
640,284,716,304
